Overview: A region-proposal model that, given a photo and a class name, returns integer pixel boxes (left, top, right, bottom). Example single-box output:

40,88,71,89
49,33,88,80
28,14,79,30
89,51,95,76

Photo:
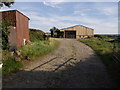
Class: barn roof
0,10,30,20
60,25,94,31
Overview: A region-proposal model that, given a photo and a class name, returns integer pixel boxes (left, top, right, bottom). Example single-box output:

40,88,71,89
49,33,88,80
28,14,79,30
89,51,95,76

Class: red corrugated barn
0,10,30,50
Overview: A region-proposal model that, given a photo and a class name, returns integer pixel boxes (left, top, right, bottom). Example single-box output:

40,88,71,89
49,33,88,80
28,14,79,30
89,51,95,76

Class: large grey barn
51,25,94,39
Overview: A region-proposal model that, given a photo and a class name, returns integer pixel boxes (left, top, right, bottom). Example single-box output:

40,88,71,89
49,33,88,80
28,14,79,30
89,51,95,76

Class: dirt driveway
3,38,115,88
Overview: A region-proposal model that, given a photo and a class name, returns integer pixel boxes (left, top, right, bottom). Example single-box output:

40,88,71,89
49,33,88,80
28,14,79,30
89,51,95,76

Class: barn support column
63,31,65,38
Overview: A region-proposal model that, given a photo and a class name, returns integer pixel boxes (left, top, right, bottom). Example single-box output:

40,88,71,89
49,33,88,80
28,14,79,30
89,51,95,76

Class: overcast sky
0,1,118,34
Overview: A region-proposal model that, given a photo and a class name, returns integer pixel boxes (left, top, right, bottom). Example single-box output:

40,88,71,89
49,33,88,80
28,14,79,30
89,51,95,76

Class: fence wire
113,36,120,63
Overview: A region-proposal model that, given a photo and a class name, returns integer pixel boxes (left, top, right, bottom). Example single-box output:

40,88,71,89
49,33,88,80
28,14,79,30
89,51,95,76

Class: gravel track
3,38,115,88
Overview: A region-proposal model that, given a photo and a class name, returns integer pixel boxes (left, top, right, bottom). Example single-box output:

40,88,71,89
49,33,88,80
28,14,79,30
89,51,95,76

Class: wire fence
113,36,120,63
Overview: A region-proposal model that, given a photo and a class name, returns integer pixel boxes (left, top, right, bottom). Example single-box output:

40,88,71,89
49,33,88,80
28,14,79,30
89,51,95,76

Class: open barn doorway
65,31,76,38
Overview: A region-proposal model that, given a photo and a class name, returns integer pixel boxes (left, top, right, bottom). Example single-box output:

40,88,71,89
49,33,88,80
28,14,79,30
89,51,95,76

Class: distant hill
94,34,120,38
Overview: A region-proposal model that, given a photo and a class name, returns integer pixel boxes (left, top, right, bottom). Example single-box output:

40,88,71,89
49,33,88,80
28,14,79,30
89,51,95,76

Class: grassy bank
3,39,59,76
79,38,120,87
2,50,23,75
20,39,59,61
2,29,60,76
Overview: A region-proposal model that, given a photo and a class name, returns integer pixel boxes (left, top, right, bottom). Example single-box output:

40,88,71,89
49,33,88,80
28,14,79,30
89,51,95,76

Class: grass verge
79,38,120,87
20,39,59,61
2,39,59,76
2,50,23,76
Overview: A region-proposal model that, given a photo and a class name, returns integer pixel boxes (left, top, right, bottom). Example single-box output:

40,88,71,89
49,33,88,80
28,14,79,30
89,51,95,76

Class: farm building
0,10,30,50
51,25,94,39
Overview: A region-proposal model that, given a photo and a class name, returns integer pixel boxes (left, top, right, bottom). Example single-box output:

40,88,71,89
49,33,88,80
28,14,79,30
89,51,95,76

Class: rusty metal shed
0,10,30,50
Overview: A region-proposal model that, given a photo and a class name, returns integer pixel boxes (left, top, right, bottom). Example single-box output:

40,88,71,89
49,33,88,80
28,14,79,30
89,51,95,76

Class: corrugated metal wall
1,11,16,26
61,25,94,38
16,11,29,48
0,10,29,49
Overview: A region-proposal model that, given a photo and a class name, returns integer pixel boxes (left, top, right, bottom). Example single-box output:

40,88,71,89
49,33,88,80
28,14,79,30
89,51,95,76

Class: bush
0,20,15,50
2,50,23,76
94,35,109,39
2,57,22,76
29,28,45,42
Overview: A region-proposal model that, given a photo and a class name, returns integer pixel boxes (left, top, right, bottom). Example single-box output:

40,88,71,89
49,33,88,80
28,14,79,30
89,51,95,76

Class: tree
50,27,59,32
50,27,59,37
0,0,15,50
0,0,14,7
0,20,15,50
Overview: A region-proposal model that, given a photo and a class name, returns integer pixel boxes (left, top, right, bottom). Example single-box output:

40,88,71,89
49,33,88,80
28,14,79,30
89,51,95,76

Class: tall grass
20,39,59,61
3,39,59,76
2,50,23,76
79,38,120,87
2,28,59,76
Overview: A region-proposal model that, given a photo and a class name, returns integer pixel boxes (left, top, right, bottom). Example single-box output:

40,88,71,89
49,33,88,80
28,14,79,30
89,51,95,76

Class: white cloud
42,0,65,8
43,2,60,8
98,6,118,16
74,11,86,16
74,9,91,14
22,10,75,32
74,9,92,16
1,2,117,34
14,0,119,2
25,10,117,34
24,2,118,34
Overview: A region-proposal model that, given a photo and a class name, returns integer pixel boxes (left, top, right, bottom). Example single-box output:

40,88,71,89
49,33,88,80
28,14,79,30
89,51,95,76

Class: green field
79,37,120,87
